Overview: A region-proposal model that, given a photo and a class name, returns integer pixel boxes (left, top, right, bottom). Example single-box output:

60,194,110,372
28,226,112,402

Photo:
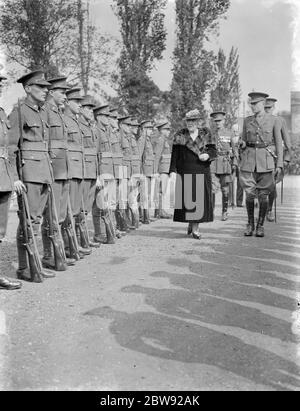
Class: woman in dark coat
169,109,217,239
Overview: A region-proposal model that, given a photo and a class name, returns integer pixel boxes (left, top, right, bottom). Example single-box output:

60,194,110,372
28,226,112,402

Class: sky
0,0,298,113
90,0,296,113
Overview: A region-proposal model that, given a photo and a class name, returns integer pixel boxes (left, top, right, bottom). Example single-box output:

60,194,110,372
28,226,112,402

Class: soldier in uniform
108,108,130,233
41,76,76,269
138,120,156,224
264,97,292,222
118,115,136,230
153,120,173,219
239,92,283,237
63,88,91,256
128,117,142,228
78,95,100,248
0,74,22,289
92,104,117,244
210,111,238,221
9,70,55,281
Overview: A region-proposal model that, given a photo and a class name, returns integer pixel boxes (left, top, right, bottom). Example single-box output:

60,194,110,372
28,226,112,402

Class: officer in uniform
138,120,156,224
63,87,91,256
239,92,283,237
0,74,22,289
153,120,173,219
78,95,100,248
210,111,238,221
264,97,292,222
9,70,55,281
41,76,76,269
92,104,117,244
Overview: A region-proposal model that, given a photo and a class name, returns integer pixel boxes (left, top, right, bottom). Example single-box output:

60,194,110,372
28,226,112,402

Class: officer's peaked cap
66,87,83,101
210,111,226,121
265,98,277,108
93,104,110,116
47,76,70,90
17,70,51,87
81,95,96,107
248,92,269,103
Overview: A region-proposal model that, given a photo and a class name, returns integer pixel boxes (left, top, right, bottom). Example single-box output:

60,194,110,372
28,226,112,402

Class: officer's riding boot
116,208,129,233
0,274,22,290
101,211,115,244
244,198,255,236
266,189,275,222
143,209,150,224
221,193,229,221
256,195,268,237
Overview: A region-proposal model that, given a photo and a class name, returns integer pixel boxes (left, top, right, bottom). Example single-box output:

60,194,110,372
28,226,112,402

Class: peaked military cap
265,97,277,108
130,118,140,127
0,74,7,81
185,109,201,121
66,87,83,101
156,120,170,130
17,70,51,87
210,111,226,121
47,76,70,90
140,120,153,128
118,115,131,124
248,92,269,103
81,95,96,107
109,108,119,118
93,104,110,116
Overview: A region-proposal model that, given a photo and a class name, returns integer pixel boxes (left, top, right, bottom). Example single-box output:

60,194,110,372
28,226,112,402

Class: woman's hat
185,109,201,121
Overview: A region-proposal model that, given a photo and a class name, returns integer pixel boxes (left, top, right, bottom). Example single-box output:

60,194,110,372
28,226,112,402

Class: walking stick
274,187,277,223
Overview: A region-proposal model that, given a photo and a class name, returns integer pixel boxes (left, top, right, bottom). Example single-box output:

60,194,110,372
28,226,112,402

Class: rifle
64,197,80,261
17,99,44,282
47,186,67,271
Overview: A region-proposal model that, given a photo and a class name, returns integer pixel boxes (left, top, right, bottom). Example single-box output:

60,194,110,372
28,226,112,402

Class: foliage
210,47,241,127
170,0,230,130
113,0,167,119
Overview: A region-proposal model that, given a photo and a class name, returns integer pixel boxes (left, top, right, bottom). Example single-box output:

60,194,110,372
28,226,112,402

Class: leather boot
114,210,125,237
154,209,160,219
160,209,172,219
125,207,135,230
101,212,115,244
59,224,76,266
61,224,80,261
92,213,105,243
221,193,229,221
116,208,129,233
266,210,275,222
139,206,144,223
256,195,268,237
132,210,140,229
143,209,150,224
244,198,255,236
0,276,22,290
76,215,92,252
41,226,56,270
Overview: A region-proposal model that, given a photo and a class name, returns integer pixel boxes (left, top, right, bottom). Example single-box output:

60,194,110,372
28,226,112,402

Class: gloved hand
199,153,209,161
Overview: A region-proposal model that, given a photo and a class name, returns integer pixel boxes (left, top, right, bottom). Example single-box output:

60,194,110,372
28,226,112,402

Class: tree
0,0,77,75
170,0,230,129
210,47,241,127
113,0,167,119
0,0,120,97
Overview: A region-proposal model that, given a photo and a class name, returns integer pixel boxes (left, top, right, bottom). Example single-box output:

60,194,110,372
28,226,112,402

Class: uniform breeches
52,180,69,224
22,182,50,235
215,174,231,194
140,176,156,210
82,179,97,214
239,171,274,200
118,178,128,210
0,191,11,240
128,177,140,211
69,179,83,216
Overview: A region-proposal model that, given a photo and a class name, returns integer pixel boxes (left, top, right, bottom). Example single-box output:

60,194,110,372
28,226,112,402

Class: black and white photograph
0,0,299,392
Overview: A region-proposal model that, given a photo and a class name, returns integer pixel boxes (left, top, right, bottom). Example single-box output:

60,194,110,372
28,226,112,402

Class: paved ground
0,176,300,391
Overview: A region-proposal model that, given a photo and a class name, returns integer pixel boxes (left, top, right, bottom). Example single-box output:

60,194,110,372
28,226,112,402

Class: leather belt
21,141,48,152
50,140,68,150
100,151,113,158
246,142,269,148
68,142,82,152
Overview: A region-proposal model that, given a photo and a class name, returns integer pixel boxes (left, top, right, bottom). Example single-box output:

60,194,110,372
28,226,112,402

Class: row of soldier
0,70,174,290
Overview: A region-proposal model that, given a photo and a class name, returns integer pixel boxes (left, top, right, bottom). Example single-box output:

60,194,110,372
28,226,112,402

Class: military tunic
139,129,156,210
211,128,237,187
108,125,126,209
153,132,172,211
